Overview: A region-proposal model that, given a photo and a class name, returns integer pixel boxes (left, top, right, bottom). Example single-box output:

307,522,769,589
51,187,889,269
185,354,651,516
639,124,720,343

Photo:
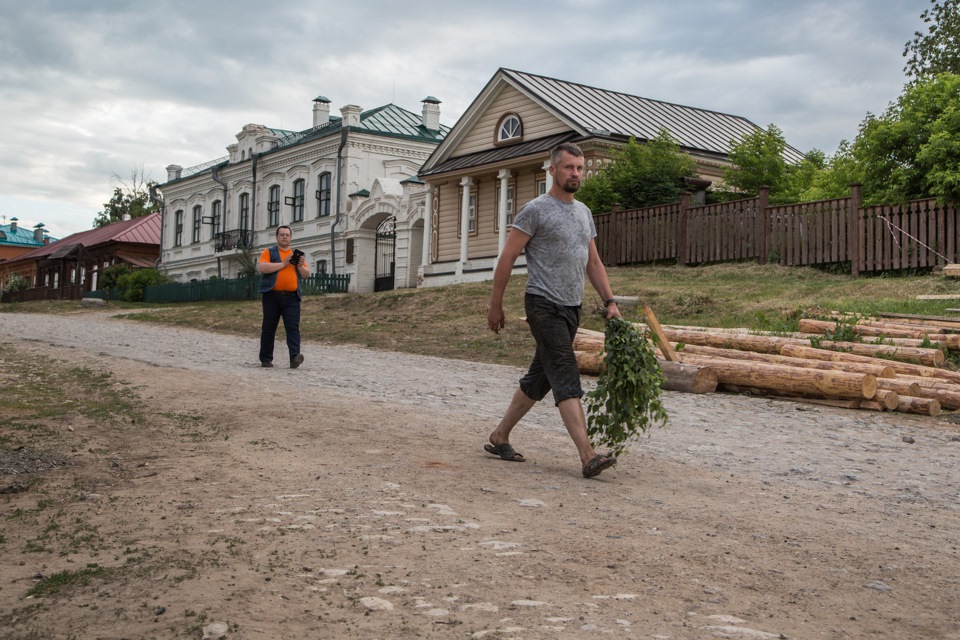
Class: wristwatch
604,298,617,307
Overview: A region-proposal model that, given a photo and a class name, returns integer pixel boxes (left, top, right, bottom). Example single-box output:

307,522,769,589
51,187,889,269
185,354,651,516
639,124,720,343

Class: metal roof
421,132,578,177
4,212,161,263
273,103,449,152
499,68,805,163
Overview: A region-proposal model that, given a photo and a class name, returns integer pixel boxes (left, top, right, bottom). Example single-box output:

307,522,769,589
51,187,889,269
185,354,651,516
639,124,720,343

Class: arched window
174,210,184,247
316,172,331,217
268,185,281,227
292,179,305,222
192,205,202,243
211,200,222,237
239,193,250,230
496,113,523,144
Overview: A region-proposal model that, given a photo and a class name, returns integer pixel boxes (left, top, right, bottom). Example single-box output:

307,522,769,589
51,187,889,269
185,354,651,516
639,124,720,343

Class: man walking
486,142,621,478
258,225,309,368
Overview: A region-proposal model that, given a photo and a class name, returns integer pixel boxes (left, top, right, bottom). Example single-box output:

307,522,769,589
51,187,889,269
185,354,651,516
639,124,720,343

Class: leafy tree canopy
577,130,698,214
721,124,790,201
853,72,960,203
904,0,960,79
93,166,159,228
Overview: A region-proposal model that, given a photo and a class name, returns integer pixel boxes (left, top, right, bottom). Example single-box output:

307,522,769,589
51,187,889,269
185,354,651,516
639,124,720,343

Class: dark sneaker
261,361,274,368
290,354,304,369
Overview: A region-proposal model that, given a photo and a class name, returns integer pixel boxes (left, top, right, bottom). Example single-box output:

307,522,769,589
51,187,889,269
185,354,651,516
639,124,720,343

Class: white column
497,168,511,255
458,176,472,273
543,160,553,193
421,184,433,268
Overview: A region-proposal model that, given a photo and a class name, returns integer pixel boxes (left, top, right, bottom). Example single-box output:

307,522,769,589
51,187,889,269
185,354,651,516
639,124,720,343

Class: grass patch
26,564,109,597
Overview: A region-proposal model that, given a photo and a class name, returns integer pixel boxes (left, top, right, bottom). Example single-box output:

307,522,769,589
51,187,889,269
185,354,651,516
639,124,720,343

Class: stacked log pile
574,313,960,417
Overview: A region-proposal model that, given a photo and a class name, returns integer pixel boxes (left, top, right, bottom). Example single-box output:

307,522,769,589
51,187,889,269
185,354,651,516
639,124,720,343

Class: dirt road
1,311,959,639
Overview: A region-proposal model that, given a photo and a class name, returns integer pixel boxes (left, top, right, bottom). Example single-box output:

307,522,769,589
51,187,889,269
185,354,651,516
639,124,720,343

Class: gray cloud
0,0,927,235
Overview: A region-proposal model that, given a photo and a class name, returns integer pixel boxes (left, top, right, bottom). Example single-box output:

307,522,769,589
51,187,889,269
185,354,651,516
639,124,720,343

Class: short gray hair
550,142,584,166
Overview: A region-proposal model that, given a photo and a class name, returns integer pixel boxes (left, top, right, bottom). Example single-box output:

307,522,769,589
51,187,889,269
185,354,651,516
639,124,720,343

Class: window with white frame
496,113,522,143
494,182,516,231
468,193,476,233
268,185,280,227
192,205,202,243
316,172,331,217
292,179,305,222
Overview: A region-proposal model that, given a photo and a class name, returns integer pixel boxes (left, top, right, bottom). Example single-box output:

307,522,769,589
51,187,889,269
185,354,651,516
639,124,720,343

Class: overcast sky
0,0,926,237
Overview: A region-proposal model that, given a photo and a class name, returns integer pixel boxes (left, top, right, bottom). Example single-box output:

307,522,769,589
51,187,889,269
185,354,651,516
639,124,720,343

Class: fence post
849,183,862,277
678,193,690,265
757,187,769,265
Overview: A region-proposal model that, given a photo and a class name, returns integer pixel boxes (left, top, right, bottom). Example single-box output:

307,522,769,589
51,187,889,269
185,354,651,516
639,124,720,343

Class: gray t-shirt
511,193,597,307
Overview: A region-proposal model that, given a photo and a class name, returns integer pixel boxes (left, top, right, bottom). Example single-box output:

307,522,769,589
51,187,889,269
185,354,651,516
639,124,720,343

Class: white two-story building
156,95,449,293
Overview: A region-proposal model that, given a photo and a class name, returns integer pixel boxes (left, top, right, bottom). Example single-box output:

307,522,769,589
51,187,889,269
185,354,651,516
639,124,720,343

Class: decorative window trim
494,113,523,146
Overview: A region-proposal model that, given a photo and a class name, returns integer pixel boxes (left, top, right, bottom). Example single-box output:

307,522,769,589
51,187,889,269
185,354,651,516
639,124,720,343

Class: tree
116,268,169,302
798,141,862,202
853,72,960,203
721,124,789,200
93,166,159,228
576,130,698,214
904,0,960,80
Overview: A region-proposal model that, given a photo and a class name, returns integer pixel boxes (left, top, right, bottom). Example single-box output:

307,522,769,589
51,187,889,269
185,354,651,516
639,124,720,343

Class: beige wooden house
415,68,804,287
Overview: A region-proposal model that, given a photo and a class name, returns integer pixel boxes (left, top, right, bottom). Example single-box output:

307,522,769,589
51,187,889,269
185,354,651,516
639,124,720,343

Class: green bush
116,268,169,302
100,264,134,290
1,272,30,294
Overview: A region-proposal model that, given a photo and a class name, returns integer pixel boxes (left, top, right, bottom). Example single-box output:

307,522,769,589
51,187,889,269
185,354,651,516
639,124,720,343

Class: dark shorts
519,294,583,405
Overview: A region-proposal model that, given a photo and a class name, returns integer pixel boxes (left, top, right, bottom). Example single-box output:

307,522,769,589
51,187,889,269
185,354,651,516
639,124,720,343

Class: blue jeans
519,294,583,405
259,290,301,364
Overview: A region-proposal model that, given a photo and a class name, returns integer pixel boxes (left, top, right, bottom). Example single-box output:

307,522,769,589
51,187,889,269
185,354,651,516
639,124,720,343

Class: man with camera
257,225,309,368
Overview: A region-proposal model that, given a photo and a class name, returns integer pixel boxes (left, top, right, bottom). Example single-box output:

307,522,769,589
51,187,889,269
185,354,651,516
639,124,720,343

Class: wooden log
799,318,925,339
859,400,886,412
878,311,960,328
641,305,680,362
875,378,922,396
893,374,960,390
574,351,718,393
814,340,944,367
897,396,941,417
873,389,900,411
676,354,878,400
573,328,606,353
675,343,896,379
655,327,798,354
778,344,940,378
911,386,960,410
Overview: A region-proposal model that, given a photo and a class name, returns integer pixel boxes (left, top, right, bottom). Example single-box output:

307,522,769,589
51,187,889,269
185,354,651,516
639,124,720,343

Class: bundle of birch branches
574,312,960,417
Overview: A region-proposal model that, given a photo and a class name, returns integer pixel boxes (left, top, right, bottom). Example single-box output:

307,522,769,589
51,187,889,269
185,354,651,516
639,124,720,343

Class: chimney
33,223,45,242
313,95,331,127
341,104,362,128
421,96,441,131
9,217,17,232
166,164,183,182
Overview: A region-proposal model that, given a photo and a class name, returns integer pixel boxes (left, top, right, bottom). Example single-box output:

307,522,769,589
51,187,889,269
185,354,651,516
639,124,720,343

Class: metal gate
374,216,396,292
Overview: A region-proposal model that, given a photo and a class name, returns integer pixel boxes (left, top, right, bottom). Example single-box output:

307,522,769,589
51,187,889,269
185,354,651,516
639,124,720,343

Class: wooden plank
916,294,960,300
642,305,680,362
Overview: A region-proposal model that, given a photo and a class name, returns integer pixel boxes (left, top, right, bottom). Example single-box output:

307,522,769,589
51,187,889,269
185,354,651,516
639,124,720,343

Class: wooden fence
594,185,960,275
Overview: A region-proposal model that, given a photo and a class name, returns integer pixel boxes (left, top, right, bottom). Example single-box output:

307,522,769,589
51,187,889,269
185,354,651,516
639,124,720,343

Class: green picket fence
87,273,350,304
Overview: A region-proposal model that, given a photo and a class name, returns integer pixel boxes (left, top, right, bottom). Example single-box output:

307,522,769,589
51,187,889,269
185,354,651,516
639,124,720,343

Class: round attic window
497,114,522,143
